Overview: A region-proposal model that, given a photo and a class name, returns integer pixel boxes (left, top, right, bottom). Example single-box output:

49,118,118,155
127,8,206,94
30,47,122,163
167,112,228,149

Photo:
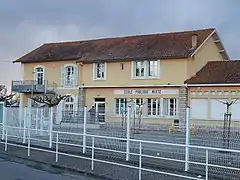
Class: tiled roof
185,61,240,84
14,28,215,63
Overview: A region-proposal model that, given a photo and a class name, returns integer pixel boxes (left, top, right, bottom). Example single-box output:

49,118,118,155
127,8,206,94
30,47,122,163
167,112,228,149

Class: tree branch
31,93,71,107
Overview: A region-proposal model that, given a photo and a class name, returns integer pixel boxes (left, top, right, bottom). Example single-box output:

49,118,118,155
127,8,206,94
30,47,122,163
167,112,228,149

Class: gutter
78,84,184,88
186,83,240,87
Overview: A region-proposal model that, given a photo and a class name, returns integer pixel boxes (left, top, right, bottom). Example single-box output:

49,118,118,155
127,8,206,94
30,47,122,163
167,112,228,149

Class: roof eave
186,83,240,87
190,29,216,58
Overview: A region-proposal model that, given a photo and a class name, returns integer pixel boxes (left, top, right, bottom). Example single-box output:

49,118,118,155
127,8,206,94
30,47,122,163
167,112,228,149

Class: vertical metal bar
49,107,53,148
23,107,27,144
4,127,7,151
139,142,142,180
185,107,190,171
205,149,209,180
28,125,31,157
126,106,130,161
2,107,6,140
35,108,39,133
40,109,43,136
55,133,59,162
83,106,87,154
91,137,95,171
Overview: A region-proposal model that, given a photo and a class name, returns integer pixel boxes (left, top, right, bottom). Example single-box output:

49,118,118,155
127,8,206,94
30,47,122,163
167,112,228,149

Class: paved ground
0,157,103,180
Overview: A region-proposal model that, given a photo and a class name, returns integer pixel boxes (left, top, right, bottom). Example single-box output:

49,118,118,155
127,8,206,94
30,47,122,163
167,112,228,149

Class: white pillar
55,101,63,125
19,93,24,128
49,107,53,148
83,106,87,154
126,106,131,161
185,107,190,171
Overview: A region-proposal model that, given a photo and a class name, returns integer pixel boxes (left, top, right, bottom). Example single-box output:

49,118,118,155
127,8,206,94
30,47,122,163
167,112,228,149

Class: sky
0,0,240,91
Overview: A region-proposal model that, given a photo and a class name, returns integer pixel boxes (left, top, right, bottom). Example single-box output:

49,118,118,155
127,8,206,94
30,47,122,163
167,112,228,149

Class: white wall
190,99,208,119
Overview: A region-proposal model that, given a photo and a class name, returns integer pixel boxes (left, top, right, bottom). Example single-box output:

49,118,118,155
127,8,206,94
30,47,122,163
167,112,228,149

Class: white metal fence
0,105,240,179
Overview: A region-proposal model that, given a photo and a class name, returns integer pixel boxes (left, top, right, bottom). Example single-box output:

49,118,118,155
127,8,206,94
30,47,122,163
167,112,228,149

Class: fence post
126,105,130,161
205,149,209,180
4,127,7,151
83,106,87,154
55,132,59,162
40,109,44,136
139,142,142,180
185,107,190,171
91,137,95,171
2,107,7,140
35,108,39,133
28,124,30,156
23,107,27,144
49,107,53,148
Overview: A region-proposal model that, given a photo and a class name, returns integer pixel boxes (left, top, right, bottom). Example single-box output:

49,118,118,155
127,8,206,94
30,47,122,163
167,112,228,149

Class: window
115,98,126,115
163,98,177,117
34,66,44,85
133,60,158,78
93,63,106,80
64,96,74,112
147,99,161,116
61,64,78,87
132,98,143,115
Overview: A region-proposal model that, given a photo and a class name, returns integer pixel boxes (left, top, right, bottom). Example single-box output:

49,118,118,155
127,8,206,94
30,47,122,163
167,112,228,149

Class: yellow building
12,28,229,125
185,61,240,126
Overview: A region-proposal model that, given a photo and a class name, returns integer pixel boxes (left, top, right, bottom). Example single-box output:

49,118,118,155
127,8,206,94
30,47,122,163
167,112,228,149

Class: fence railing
1,125,240,180
1,105,240,179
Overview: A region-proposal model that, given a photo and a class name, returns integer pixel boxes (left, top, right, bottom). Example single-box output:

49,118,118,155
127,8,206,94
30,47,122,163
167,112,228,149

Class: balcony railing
12,80,56,93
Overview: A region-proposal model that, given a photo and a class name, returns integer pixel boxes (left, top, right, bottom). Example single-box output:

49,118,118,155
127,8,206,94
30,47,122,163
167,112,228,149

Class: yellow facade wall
85,87,179,125
187,36,225,78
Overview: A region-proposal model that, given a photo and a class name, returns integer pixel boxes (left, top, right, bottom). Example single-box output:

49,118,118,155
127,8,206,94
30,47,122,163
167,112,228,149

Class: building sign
114,89,178,95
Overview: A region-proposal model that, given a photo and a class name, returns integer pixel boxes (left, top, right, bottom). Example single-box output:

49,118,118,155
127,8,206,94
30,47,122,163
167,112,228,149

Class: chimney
191,34,198,48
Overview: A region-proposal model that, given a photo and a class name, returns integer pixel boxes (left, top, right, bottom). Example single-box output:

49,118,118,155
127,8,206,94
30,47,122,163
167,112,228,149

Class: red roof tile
185,61,240,84
14,28,215,63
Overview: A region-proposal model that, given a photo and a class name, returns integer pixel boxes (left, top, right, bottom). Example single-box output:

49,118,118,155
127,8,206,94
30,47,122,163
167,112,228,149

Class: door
94,98,106,123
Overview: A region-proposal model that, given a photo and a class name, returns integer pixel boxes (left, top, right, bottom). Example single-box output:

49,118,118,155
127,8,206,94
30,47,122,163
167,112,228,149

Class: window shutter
104,62,107,80
131,61,134,79
157,60,161,78
92,63,96,80
56,100,63,122
74,65,78,86
60,66,65,87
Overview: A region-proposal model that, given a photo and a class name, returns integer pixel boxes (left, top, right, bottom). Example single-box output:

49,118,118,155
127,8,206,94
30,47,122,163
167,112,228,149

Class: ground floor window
163,98,177,116
115,98,126,115
64,96,74,112
147,98,161,116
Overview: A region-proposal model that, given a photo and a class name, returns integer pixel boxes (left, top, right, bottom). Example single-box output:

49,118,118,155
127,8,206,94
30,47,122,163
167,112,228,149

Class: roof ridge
44,27,215,46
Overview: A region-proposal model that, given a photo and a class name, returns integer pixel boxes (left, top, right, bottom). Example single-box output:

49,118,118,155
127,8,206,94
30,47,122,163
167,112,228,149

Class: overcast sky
0,0,240,91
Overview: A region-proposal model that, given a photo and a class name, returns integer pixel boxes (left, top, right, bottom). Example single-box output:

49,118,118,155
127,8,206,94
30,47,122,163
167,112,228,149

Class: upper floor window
132,60,159,78
61,64,78,87
34,66,44,85
93,62,106,80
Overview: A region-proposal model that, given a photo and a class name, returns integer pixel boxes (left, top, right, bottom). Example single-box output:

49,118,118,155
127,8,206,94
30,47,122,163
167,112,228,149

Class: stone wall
78,87,86,110
178,86,188,126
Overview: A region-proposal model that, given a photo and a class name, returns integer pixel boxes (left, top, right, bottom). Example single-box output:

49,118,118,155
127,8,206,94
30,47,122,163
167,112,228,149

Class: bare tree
30,93,71,107
218,99,239,149
218,99,239,114
0,86,17,105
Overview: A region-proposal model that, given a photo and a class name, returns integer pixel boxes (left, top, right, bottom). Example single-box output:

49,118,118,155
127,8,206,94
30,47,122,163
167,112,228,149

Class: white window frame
132,60,160,79
64,96,74,112
147,98,161,117
162,98,177,117
93,62,107,80
34,65,45,85
115,98,126,116
61,64,78,88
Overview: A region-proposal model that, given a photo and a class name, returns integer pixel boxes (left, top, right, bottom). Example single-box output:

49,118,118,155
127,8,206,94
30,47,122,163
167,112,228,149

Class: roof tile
185,61,240,84
14,28,215,63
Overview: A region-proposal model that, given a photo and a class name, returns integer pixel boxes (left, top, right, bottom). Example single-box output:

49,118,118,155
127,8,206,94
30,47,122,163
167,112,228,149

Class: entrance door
94,98,105,123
